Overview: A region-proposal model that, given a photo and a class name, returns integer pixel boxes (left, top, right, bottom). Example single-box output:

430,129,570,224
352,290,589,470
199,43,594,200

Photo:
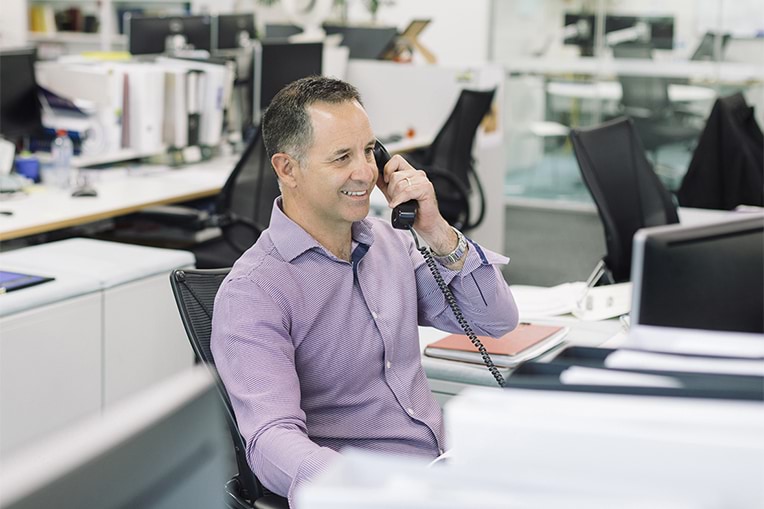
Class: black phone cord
409,228,505,388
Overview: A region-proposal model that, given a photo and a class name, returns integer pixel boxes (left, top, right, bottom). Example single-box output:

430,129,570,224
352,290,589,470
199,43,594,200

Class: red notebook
424,323,568,367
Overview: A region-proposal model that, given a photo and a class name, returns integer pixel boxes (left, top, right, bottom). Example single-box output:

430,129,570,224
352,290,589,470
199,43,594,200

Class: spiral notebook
424,323,569,368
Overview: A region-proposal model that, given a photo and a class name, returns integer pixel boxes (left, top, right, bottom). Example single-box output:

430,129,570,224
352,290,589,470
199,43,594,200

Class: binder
162,69,189,149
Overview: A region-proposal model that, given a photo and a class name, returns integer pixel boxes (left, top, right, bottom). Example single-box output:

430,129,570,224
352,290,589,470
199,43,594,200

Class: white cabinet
0,238,195,458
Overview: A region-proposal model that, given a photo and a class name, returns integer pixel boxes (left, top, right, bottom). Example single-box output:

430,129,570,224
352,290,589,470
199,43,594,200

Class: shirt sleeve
413,236,519,336
210,276,342,504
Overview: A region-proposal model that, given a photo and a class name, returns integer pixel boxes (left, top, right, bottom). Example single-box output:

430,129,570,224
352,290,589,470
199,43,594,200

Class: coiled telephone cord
410,228,505,388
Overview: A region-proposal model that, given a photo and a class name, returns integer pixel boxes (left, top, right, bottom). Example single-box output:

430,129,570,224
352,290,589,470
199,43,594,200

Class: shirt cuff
288,446,342,506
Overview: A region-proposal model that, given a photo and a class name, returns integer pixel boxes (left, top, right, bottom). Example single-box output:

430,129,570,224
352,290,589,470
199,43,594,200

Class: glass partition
492,0,764,203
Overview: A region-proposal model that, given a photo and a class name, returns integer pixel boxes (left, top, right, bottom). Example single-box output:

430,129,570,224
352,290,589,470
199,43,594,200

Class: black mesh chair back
678,92,764,209
613,44,671,115
194,128,279,269
170,268,288,509
612,44,701,155
406,88,495,231
570,117,679,283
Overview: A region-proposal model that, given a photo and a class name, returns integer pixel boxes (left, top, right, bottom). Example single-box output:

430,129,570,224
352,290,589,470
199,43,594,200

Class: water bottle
50,129,73,189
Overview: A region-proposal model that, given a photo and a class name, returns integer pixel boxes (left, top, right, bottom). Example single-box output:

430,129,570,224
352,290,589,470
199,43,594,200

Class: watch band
432,227,468,266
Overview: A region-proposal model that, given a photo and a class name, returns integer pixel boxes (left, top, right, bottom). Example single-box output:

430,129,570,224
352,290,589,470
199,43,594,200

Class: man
211,76,518,505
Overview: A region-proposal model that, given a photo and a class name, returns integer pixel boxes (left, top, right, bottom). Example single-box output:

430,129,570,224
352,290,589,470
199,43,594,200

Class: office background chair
118,127,278,269
191,127,278,268
570,117,679,284
170,268,288,509
678,92,764,209
611,43,702,177
404,88,495,232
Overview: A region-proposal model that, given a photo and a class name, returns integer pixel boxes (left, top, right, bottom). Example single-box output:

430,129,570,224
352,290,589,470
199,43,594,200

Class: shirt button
371,311,378,319
386,360,392,369
439,449,445,455
406,407,415,416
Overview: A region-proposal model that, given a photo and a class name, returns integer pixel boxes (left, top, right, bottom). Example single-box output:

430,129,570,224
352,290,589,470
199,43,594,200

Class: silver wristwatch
432,227,468,266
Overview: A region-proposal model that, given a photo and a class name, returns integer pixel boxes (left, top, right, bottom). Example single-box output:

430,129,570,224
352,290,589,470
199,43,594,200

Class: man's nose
352,158,376,182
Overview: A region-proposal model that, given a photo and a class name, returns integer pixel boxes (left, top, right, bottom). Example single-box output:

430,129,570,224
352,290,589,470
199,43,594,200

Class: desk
546,80,717,103
419,314,625,405
0,239,194,456
0,154,238,242
507,57,764,83
0,138,433,243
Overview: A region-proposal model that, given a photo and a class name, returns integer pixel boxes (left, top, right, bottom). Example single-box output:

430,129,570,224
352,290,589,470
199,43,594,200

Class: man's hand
376,155,466,269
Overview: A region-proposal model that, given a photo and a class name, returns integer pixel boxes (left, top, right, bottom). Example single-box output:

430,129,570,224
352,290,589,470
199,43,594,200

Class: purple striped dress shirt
211,198,518,505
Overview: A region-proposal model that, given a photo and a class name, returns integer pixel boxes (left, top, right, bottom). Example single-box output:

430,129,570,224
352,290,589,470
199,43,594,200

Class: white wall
0,0,28,48
352,0,492,66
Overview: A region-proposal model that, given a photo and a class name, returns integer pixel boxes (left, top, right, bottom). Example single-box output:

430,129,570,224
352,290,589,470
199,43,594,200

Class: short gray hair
262,76,363,164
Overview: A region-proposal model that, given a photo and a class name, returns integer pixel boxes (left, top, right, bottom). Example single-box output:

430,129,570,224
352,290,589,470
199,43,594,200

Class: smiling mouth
341,190,367,197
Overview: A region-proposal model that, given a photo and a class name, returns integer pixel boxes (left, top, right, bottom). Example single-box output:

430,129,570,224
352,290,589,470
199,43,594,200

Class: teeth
341,190,366,196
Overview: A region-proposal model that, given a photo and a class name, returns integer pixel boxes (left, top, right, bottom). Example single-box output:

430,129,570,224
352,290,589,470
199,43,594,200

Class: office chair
570,117,679,284
130,127,278,269
170,268,289,509
678,92,764,210
612,44,702,168
405,88,495,232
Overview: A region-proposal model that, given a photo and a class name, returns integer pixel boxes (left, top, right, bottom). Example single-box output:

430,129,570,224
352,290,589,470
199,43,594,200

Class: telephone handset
373,140,506,387
373,141,418,230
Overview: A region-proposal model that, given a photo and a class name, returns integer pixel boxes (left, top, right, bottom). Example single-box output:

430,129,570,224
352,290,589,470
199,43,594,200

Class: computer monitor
0,48,43,143
631,215,764,334
215,12,257,50
0,366,229,509
126,14,212,55
263,23,302,40
563,13,596,56
254,41,323,124
323,24,399,60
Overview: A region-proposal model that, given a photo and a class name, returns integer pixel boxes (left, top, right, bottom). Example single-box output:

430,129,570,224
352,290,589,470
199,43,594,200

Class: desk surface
0,137,430,243
0,155,239,242
547,80,717,102
419,314,625,390
507,57,764,83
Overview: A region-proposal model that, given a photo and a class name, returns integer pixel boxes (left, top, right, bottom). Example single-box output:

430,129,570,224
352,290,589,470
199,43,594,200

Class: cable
409,227,505,388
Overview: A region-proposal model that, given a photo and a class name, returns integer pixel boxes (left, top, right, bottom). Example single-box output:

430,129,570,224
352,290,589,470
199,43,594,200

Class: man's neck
282,200,353,261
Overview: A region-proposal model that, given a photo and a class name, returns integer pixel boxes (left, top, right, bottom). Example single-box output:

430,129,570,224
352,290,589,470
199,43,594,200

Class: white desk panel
0,293,102,458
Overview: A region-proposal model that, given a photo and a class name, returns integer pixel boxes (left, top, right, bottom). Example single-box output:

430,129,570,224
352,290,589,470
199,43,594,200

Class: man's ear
271,153,297,188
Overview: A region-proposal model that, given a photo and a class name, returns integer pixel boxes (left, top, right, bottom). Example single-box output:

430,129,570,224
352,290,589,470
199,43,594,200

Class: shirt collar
268,197,376,262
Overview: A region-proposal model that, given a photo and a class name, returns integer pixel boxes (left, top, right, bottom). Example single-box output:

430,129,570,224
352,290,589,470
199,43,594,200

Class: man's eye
335,154,350,163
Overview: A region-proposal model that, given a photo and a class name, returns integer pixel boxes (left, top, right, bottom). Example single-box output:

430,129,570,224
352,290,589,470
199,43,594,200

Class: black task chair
170,268,289,509
121,127,278,269
405,88,495,232
678,92,764,210
190,128,278,268
570,117,679,284
612,44,702,165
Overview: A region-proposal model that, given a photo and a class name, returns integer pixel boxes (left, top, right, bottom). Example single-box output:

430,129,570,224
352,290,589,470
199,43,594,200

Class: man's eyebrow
327,147,351,159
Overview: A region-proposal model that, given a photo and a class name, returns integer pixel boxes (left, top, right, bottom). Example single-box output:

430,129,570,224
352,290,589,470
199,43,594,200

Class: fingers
387,169,432,209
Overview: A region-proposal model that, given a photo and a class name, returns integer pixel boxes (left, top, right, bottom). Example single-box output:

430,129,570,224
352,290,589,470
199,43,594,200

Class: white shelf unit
27,0,193,52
